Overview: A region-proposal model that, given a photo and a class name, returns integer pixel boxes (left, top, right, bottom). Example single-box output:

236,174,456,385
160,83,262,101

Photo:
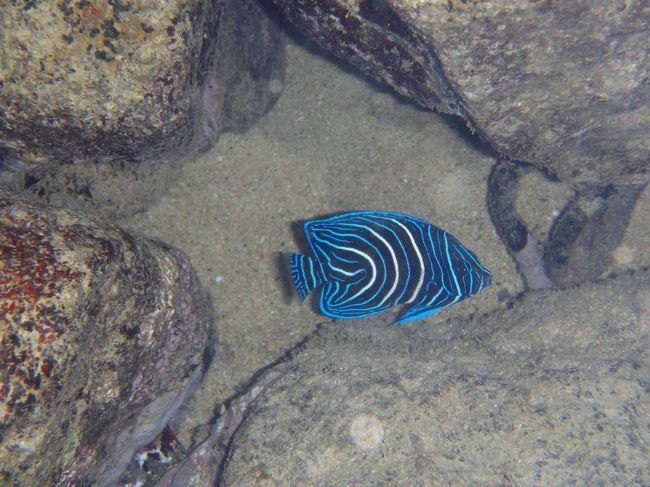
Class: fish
290,210,492,324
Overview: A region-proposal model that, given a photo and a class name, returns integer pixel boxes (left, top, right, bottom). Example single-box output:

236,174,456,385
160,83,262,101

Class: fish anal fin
394,304,441,324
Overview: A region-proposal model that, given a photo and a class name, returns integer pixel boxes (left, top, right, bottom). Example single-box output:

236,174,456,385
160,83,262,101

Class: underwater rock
271,0,649,185
0,0,285,168
128,364,291,487
220,269,649,485
487,160,647,289
542,182,647,287
0,188,214,486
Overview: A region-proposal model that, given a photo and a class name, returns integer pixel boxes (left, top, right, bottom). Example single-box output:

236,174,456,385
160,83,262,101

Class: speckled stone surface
271,0,649,185
0,188,214,486
221,269,650,486
0,0,285,170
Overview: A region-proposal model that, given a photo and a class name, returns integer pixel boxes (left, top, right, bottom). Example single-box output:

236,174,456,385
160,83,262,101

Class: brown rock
0,188,214,486
271,0,649,184
0,0,285,165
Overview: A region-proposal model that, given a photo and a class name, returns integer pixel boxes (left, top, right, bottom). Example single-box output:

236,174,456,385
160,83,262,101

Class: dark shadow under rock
218,269,649,486
0,156,186,221
0,188,215,486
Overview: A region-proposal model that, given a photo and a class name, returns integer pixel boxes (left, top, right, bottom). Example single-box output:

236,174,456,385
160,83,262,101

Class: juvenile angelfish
290,211,492,323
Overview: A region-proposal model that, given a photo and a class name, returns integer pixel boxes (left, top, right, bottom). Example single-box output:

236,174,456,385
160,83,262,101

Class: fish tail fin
290,253,322,300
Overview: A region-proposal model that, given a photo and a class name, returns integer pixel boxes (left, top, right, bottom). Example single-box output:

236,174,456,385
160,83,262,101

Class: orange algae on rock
0,203,86,431
0,188,213,485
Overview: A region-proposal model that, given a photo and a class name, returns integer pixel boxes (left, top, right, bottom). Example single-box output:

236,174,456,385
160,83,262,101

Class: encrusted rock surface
0,188,214,486
0,0,285,217
271,0,649,185
221,269,650,486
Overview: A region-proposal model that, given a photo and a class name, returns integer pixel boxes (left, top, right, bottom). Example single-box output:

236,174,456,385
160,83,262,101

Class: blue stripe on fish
290,211,492,323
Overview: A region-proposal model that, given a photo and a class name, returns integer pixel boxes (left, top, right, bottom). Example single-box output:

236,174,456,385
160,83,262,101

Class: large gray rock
0,188,214,486
271,0,649,185
221,269,650,486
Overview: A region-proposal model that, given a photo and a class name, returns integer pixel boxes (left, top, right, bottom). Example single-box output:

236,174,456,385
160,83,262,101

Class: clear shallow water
118,37,650,442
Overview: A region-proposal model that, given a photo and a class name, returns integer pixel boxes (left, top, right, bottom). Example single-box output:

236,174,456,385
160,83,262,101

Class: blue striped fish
290,211,492,323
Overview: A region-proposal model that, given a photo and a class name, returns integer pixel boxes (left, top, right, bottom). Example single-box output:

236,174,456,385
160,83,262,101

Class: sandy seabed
119,37,650,440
